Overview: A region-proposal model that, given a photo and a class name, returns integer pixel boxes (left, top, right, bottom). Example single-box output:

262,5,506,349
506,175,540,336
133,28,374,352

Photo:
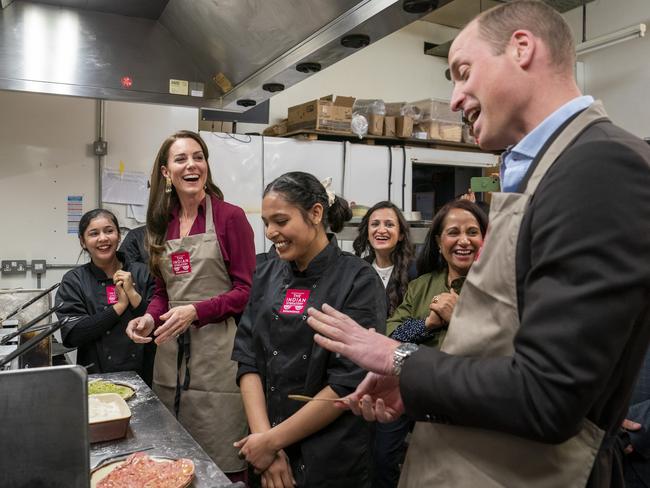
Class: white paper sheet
127,204,147,223
102,169,148,206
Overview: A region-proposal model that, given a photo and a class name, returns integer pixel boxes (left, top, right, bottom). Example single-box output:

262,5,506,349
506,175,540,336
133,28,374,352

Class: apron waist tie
173,331,192,418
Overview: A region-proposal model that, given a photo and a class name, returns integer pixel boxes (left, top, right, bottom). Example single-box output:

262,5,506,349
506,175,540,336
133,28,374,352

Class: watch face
393,343,419,376
398,343,419,355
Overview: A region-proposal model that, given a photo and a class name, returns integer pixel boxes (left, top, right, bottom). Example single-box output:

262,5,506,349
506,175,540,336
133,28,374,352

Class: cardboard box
263,119,288,136
417,121,463,142
396,116,413,138
367,114,384,136
198,119,234,133
385,102,405,117
287,95,355,133
384,116,396,137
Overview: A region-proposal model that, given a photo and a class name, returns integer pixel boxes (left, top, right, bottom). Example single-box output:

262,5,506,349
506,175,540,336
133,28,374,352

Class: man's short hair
476,0,575,72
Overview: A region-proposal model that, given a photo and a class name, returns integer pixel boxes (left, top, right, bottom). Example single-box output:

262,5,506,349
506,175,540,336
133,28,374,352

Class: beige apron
153,195,247,472
399,102,609,488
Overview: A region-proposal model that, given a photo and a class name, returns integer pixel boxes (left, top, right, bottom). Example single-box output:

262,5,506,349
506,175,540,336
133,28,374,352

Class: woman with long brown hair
126,130,255,483
353,201,415,317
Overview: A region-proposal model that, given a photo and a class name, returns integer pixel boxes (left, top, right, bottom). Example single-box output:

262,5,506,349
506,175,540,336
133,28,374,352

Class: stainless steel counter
90,371,240,488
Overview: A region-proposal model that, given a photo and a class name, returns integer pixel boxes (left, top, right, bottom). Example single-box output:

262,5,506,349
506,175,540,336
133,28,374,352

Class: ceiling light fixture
576,23,646,56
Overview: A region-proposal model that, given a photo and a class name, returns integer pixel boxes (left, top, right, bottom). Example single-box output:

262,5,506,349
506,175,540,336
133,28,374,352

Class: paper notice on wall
127,204,147,223
67,195,83,234
102,168,148,206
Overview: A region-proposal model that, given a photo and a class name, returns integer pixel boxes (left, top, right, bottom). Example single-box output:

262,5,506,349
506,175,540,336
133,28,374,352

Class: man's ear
510,29,535,69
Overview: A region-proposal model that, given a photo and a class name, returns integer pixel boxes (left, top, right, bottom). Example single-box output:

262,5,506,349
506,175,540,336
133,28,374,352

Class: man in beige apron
154,195,248,474
306,2,650,487
396,102,608,488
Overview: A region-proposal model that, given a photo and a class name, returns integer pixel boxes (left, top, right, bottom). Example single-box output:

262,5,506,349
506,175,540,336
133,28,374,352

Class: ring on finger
433,295,439,303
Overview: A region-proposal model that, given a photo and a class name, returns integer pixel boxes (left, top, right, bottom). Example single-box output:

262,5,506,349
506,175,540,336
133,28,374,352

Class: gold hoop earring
165,176,172,194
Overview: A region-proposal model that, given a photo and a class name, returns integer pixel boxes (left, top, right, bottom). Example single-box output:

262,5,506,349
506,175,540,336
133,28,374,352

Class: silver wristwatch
392,343,419,376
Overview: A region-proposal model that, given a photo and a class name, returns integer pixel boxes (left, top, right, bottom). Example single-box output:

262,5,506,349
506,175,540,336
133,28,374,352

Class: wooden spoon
288,394,348,403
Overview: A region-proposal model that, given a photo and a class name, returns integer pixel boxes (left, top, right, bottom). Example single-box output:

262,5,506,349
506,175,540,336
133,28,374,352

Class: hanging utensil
0,282,60,323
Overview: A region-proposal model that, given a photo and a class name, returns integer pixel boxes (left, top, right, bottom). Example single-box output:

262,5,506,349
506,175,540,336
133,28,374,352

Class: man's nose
450,85,464,113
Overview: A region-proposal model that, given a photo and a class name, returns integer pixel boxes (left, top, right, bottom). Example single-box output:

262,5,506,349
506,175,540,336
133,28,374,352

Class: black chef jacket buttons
301,315,307,320
302,354,308,360
106,330,111,335
273,350,278,356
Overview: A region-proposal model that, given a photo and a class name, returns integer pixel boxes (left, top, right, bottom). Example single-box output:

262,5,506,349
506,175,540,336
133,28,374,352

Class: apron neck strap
523,101,609,196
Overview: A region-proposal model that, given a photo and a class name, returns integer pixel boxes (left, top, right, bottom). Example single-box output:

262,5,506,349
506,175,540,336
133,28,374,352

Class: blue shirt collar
500,95,594,192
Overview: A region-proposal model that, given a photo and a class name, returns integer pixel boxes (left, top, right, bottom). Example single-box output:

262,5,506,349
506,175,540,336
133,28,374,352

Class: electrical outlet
1,260,27,275
93,140,108,156
31,259,46,274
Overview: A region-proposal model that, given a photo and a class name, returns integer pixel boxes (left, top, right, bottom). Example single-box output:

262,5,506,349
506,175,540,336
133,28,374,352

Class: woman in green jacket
389,199,488,347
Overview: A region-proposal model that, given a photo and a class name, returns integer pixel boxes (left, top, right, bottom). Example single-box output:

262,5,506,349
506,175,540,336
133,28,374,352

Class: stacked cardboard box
267,96,472,143
287,95,355,133
408,98,463,142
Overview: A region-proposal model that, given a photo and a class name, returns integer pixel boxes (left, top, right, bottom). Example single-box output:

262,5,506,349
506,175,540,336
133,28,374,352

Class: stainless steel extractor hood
0,0,446,114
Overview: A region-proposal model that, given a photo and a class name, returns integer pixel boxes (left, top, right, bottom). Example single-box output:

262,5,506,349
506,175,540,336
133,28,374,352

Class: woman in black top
232,172,386,488
56,209,155,384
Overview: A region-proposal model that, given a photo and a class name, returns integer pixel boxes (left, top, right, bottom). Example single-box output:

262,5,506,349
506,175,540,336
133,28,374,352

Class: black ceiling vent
237,99,257,107
296,62,322,73
403,0,438,14
341,34,370,49
262,83,285,93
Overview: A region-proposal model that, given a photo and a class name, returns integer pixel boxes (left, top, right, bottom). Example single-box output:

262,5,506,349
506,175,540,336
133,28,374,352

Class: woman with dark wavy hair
389,199,488,346
353,201,414,317
352,201,415,488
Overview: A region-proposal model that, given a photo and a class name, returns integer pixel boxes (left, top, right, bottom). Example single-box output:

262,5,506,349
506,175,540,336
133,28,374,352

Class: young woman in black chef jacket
232,172,387,488
55,209,155,384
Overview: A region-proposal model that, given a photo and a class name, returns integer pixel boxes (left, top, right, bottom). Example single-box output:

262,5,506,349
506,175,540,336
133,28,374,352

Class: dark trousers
371,415,413,488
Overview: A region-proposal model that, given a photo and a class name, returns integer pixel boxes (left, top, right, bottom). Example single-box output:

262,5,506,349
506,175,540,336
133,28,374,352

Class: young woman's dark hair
146,130,223,278
353,201,414,315
416,200,488,276
263,171,352,232
78,208,121,239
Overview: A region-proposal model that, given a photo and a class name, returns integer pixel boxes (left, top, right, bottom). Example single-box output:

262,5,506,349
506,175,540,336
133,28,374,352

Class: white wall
102,100,198,229
238,20,459,133
563,0,650,137
0,92,198,290
0,91,97,290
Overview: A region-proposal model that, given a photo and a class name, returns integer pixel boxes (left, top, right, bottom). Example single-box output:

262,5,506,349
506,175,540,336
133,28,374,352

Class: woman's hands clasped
425,290,458,328
126,304,197,345
113,270,142,308
234,433,296,487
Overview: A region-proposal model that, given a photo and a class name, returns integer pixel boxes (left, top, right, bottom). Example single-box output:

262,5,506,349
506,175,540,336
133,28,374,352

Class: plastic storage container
403,98,462,142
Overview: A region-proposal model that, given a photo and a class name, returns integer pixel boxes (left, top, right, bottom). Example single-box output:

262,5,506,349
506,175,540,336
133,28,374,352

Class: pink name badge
280,289,311,315
171,251,192,275
106,285,118,305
